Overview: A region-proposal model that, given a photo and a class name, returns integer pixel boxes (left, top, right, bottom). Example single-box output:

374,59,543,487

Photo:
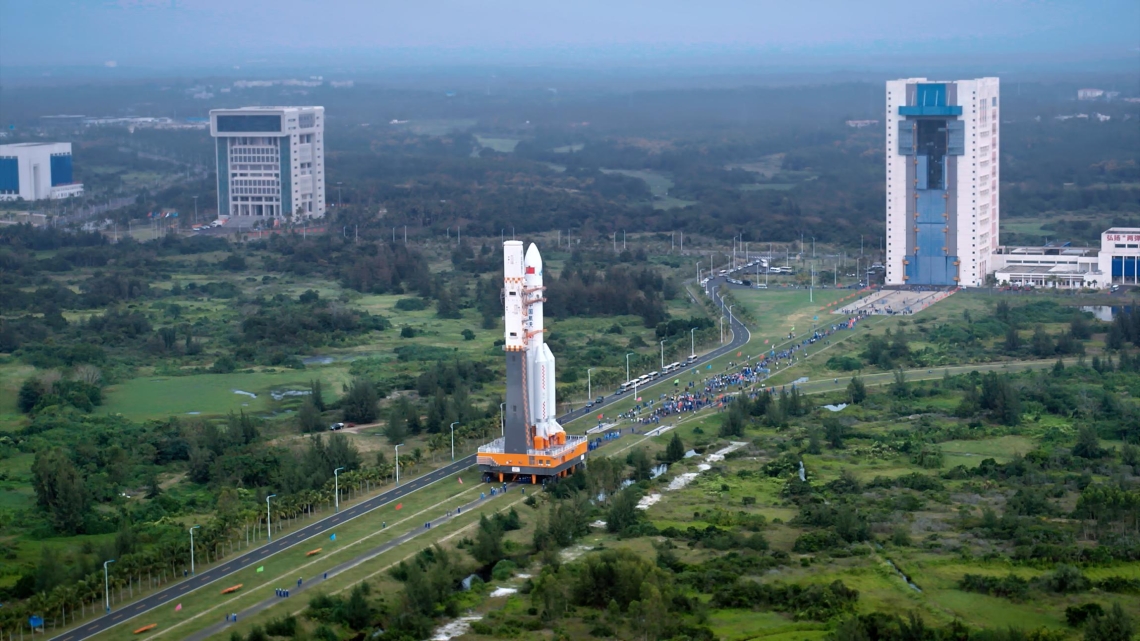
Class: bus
646,371,660,380
662,361,682,374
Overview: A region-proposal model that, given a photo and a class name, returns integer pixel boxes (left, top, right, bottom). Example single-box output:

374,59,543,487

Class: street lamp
499,403,505,438
587,368,595,402
450,422,459,461
266,494,276,542
729,305,736,328
189,525,200,575
660,340,666,369
394,444,404,486
690,327,697,360
337,182,343,208
192,195,198,225
104,560,115,612
625,353,635,383
696,261,702,284
334,467,345,513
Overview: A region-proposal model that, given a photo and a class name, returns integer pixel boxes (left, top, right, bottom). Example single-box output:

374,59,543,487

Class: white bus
662,361,682,374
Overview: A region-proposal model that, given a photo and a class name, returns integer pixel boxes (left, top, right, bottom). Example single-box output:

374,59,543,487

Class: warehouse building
0,142,84,201
991,228,1140,289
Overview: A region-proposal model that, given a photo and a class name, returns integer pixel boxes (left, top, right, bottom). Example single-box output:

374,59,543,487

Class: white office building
885,77,1000,287
209,106,325,220
0,142,84,201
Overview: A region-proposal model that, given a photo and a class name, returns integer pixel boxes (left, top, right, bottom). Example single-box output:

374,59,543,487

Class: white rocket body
522,243,564,445
503,241,525,351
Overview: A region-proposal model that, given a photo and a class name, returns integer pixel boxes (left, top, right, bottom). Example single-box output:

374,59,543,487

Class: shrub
395,297,429,311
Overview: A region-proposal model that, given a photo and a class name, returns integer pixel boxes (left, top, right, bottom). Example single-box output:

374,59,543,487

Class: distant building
885,77,999,287
1077,88,1104,100
845,119,879,128
991,228,1140,289
0,142,84,201
209,106,325,220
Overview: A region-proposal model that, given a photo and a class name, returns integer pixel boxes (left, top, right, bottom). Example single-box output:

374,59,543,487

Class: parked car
329,422,345,431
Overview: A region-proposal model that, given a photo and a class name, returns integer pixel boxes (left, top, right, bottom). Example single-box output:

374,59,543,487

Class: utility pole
192,195,198,225
660,340,666,369
613,232,617,253
394,444,404,485
626,353,634,383
404,225,407,245
265,494,276,542
450,423,458,461
337,182,343,208
690,327,697,360
623,230,626,250
104,560,115,612
189,525,200,575
587,368,595,403
334,467,345,513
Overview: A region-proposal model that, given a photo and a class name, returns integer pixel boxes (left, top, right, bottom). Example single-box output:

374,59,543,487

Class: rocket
503,241,566,451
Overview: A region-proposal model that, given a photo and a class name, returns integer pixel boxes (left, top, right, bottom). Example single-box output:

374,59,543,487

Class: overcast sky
1,0,1137,69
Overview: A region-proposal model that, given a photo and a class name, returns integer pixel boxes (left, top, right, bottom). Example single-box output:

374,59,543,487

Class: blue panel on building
216,142,229,215
50,154,73,186
0,157,17,194
899,105,963,116
916,190,944,224
916,84,947,107
947,121,965,156
280,143,291,216
215,115,281,133
915,156,928,190
897,121,915,155
1112,257,1138,280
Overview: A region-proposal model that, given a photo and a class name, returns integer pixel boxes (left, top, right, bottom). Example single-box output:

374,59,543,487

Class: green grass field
100,368,353,421
473,135,520,153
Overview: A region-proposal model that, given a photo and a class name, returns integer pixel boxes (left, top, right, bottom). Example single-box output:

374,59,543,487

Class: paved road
52,278,747,641
184,484,524,641
557,277,750,423
52,458,476,641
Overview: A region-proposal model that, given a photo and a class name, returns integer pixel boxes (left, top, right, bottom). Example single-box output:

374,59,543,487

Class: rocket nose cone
525,243,542,269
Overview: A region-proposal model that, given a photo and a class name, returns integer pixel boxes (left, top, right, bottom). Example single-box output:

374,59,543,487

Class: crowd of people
614,313,869,426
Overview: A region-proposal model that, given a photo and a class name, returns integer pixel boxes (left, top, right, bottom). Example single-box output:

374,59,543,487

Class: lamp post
192,195,198,225
729,305,736,329
625,353,634,383
266,494,277,541
696,261,702,284
104,560,115,612
690,327,697,360
719,316,724,343
189,525,200,575
499,403,505,438
337,182,343,208
394,444,404,486
812,236,816,259
587,368,595,403
449,422,458,461
660,340,666,369
334,467,345,513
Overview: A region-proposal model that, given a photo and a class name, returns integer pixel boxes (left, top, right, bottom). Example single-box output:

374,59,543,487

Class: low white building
991,228,1140,289
0,142,84,201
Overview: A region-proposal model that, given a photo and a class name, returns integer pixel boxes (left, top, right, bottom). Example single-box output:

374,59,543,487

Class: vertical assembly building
0,142,84,201
209,106,325,220
885,78,999,287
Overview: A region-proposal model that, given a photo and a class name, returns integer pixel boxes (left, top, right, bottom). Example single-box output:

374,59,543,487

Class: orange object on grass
220,584,243,594
133,624,157,634
306,548,323,556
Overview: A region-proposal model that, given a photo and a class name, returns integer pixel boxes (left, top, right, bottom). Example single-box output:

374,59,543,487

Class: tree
18,377,45,414
470,514,505,566
1085,603,1134,641
846,376,866,404
1032,325,1055,357
891,368,909,398
298,398,323,434
664,433,685,463
386,399,410,444
1073,425,1106,459
606,487,641,533
342,378,379,424
310,379,325,412
824,417,846,449
31,449,90,535
461,329,476,341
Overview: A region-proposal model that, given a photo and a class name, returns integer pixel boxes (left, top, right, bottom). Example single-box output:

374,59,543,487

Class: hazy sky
1,0,1137,69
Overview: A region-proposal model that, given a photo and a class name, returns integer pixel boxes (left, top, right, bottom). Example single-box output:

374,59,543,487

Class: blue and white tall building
0,142,84,201
209,106,325,220
885,78,1000,287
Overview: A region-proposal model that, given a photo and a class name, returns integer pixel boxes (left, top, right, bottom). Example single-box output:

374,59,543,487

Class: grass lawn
99,367,353,421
